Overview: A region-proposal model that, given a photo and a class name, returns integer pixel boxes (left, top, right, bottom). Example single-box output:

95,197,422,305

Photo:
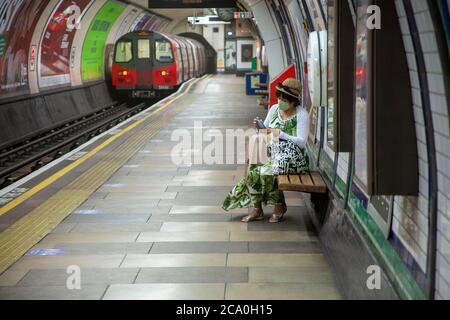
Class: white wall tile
411,0,428,13
424,53,443,73
420,32,439,53
395,0,406,18
414,11,435,33
430,93,449,116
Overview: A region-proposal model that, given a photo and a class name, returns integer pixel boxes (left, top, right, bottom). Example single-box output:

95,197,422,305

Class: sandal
241,207,265,223
269,203,287,223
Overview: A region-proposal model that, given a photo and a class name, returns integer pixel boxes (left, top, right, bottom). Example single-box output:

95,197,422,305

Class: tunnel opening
178,32,217,74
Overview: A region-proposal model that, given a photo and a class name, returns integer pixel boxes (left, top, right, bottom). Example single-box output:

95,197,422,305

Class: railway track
0,101,148,188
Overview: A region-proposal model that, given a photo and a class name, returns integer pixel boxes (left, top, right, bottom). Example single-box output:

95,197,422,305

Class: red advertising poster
39,0,93,88
0,0,50,97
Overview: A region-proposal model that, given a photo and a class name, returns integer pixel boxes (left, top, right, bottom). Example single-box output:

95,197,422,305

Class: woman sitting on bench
222,78,310,223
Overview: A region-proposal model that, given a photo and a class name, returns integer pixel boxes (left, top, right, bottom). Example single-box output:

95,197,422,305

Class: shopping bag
248,132,270,165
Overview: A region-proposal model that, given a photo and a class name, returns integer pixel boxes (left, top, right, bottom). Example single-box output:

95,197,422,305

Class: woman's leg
279,192,287,207
270,191,287,223
241,201,264,223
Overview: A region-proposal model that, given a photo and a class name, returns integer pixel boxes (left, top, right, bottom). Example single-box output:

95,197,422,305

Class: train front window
115,41,132,63
138,39,150,59
155,40,173,63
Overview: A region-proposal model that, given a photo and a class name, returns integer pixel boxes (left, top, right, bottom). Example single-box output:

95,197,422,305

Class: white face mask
278,99,290,111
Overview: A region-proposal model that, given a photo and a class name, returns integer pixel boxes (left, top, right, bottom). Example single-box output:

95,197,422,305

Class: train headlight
161,70,169,76
119,70,129,76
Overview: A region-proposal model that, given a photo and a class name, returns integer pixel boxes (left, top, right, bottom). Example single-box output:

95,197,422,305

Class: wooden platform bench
277,172,327,193
277,171,329,223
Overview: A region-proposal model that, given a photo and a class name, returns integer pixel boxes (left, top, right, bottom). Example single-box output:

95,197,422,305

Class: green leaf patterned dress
222,106,309,211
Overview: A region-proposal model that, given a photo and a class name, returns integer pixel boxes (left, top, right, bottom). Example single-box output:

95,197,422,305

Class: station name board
148,0,236,8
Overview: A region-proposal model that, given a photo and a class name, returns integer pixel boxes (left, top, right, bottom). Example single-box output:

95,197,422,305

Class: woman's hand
267,128,281,143
253,118,264,130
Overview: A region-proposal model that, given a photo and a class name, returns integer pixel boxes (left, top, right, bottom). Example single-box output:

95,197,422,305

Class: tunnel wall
0,0,170,148
247,0,450,299
0,82,113,147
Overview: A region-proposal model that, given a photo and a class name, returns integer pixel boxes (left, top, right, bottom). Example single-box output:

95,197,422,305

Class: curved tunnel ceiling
128,0,254,33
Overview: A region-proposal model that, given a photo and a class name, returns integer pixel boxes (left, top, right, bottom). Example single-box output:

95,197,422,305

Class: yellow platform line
0,76,204,218
0,77,205,274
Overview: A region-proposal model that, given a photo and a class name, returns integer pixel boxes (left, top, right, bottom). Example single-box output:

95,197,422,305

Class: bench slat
311,172,326,189
277,172,327,193
278,175,289,187
301,173,314,186
289,175,301,185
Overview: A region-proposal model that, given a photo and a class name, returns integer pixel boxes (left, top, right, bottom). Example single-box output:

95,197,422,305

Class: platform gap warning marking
73,209,99,215
108,129,122,135
102,184,127,188
27,249,66,256
66,152,88,161
0,188,29,208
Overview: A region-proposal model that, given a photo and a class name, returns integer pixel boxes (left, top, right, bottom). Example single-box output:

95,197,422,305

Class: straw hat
276,78,301,99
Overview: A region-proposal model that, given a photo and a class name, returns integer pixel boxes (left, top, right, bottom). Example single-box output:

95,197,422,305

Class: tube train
112,31,207,98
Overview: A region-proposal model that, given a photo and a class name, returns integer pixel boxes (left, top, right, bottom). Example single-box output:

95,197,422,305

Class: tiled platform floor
0,75,341,300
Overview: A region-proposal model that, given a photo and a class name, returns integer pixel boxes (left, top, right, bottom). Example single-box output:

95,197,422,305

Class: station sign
148,0,236,8
234,11,253,19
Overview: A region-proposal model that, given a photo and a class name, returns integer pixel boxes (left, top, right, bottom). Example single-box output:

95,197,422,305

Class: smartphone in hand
254,118,266,129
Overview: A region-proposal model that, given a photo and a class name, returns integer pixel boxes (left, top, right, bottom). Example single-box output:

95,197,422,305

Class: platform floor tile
121,254,227,268
148,214,232,222
136,231,230,242
63,213,151,223
227,253,329,268
0,285,108,300
103,283,225,300
39,232,139,244
169,205,247,214
68,222,162,233
160,222,247,232
248,241,321,254
225,283,341,300
248,267,336,284
28,243,153,255
135,267,248,283
150,241,248,254
8,255,125,270
17,268,139,287
0,269,29,287
229,231,315,242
